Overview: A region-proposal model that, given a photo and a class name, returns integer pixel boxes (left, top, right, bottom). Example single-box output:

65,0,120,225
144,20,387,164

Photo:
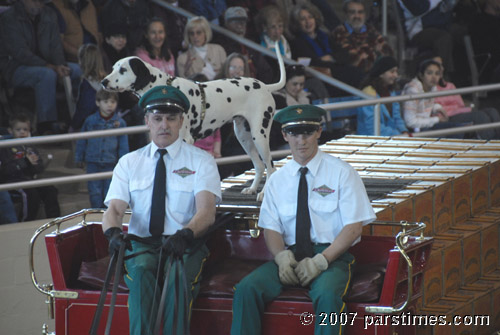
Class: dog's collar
198,83,206,122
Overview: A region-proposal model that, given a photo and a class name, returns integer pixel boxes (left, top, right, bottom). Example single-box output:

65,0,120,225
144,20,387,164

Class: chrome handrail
364,221,429,314
29,209,106,299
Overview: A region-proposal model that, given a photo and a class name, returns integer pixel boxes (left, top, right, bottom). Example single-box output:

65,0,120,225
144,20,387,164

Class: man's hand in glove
295,253,329,286
162,228,194,258
274,250,299,286
104,227,131,255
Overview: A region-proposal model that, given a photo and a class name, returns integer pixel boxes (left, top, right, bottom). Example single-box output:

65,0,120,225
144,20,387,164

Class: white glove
295,253,329,287
274,250,299,286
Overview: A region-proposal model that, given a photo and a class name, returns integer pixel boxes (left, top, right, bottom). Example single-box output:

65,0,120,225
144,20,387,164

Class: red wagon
30,207,433,335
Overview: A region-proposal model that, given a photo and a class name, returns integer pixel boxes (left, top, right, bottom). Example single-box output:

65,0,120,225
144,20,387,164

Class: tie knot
299,167,308,176
157,149,167,157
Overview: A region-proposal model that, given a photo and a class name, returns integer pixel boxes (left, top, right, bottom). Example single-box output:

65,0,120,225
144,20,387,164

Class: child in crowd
75,90,129,208
101,23,130,73
71,44,108,132
0,114,60,221
190,73,222,158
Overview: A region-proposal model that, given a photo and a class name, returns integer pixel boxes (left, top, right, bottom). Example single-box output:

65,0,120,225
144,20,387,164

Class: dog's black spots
190,119,196,125
262,118,270,129
267,106,273,113
252,137,255,140
190,125,203,140
188,89,194,96
216,88,223,93
206,103,210,109
193,111,198,118
210,119,216,124
227,97,231,103
244,120,251,132
191,105,196,113
260,129,265,134
230,80,240,87
176,86,180,89
119,67,127,74
253,82,261,89
204,129,213,137
244,85,250,91
264,134,267,139
195,89,200,96
264,111,271,120
115,79,119,83
159,74,163,78
200,84,207,88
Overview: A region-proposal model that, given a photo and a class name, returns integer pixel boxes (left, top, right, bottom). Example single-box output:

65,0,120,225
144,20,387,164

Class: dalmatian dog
102,45,285,200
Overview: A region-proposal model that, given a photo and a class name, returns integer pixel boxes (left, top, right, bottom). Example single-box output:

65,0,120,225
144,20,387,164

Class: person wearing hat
101,22,131,73
231,105,376,335
357,56,409,136
102,85,221,335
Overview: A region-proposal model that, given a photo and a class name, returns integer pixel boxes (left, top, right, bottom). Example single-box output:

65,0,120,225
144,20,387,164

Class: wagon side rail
364,220,430,314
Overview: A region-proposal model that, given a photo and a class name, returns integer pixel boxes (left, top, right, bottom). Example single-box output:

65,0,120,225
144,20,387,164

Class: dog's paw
241,187,257,195
256,190,265,202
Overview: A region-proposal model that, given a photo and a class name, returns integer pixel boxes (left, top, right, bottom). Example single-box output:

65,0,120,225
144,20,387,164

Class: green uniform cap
274,104,326,133
138,85,190,114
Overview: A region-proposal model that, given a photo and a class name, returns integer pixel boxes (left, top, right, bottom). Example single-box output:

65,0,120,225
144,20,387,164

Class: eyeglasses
229,66,244,72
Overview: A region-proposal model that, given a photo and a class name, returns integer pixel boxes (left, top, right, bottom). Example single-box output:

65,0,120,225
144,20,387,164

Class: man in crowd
331,0,393,73
0,0,81,134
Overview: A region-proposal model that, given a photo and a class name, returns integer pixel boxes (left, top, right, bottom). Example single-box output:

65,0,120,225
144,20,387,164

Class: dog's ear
129,58,155,91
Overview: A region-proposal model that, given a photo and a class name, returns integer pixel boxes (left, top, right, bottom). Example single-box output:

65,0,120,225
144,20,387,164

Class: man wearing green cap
231,104,376,335
102,85,221,335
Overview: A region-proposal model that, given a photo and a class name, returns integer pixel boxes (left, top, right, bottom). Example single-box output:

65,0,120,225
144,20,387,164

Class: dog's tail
264,41,286,93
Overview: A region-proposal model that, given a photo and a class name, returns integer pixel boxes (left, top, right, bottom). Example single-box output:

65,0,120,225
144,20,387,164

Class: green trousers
124,239,209,335
231,245,355,335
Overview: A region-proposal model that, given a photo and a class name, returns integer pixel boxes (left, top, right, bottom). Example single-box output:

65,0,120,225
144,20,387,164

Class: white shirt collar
149,137,183,159
288,149,323,177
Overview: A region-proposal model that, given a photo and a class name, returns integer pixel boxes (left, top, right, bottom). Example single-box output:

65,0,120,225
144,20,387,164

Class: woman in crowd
433,56,500,139
402,59,464,135
216,52,251,79
216,53,252,178
135,17,176,76
255,5,291,59
273,64,310,108
177,16,226,80
288,2,364,94
357,56,408,136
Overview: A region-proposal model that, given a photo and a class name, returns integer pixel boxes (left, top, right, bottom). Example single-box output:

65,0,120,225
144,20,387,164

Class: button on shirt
105,138,221,237
258,150,376,246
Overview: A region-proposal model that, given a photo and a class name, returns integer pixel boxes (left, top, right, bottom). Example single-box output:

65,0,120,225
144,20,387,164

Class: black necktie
295,167,313,261
150,149,167,237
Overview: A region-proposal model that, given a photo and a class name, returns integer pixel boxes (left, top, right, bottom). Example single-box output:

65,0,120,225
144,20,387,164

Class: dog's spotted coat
102,47,286,200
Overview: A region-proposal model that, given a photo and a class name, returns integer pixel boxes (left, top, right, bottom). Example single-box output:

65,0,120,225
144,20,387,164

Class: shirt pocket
169,181,195,220
310,196,338,214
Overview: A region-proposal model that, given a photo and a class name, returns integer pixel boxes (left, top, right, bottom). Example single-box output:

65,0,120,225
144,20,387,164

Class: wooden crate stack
321,136,500,335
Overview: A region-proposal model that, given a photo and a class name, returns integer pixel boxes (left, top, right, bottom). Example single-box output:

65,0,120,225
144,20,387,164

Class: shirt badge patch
173,167,196,178
313,185,335,197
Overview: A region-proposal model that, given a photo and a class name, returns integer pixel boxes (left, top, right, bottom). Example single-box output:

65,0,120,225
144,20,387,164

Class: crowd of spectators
1,0,499,221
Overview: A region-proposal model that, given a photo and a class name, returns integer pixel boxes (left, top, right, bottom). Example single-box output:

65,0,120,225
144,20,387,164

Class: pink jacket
435,82,472,117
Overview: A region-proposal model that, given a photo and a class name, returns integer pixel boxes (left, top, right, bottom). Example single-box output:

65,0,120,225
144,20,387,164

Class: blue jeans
0,191,17,224
86,162,114,208
11,63,81,123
